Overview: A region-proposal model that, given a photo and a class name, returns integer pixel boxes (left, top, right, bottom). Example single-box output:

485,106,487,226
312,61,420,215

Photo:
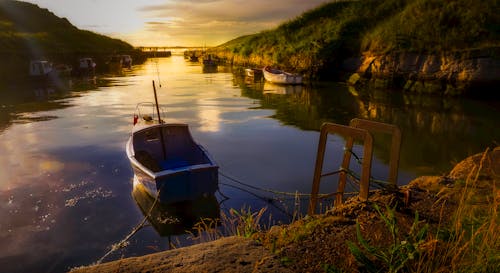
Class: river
0,53,498,272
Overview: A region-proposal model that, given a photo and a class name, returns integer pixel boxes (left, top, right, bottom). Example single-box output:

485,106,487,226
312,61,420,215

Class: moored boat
126,84,219,204
74,57,96,77
263,66,302,85
29,60,53,78
121,55,132,69
245,68,263,78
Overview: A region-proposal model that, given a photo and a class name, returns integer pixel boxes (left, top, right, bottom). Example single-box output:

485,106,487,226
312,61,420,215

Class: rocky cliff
345,47,500,97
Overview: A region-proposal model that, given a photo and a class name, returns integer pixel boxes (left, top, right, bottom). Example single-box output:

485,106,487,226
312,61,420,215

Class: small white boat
263,66,302,85
126,84,219,203
75,57,96,76
245,68,263,78
29,60,53,77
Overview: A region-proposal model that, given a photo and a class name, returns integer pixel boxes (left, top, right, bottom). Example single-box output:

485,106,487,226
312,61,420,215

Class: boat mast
152,80,167,159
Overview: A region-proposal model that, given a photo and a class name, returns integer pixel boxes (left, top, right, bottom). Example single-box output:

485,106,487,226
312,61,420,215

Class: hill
212,0,500,96
0,0,141,77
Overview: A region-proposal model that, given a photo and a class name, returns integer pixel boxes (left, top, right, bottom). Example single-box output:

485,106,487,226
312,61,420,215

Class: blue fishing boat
126,83,218,203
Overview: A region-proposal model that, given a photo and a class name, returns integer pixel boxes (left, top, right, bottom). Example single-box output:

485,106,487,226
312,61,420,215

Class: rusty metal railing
308,123,373,215
308,119,402,215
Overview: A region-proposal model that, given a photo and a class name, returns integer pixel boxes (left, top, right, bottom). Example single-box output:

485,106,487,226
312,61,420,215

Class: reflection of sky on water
1,56,332,271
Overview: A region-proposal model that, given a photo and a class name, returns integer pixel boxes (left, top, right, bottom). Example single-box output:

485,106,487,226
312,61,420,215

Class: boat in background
263,66,302,85
202,54,218,67
245,68,263,78
126,82,219,204
29,60,53,78
74,57,96,77
121,55,132,69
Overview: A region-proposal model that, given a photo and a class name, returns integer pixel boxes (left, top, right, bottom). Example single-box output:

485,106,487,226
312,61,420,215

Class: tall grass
412,149,499,273
188,207,269,244
348,148,499,272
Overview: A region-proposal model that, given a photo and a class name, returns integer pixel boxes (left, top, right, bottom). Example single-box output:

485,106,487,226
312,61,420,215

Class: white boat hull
263,66,302,85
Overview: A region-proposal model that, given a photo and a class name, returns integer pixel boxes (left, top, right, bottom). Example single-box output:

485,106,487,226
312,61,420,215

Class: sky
23,0,328,47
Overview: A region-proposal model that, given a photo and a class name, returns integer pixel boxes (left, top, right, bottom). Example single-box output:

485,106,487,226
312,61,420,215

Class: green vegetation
0,0,133,55
214,0,499,78
0,0,141,78
347,205,428,273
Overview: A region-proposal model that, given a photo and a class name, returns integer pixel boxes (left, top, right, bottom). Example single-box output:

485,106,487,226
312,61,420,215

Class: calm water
0,54,498,272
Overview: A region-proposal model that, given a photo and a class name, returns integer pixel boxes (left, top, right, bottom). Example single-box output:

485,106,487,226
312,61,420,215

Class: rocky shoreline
70,147,499,273
344,47,500,96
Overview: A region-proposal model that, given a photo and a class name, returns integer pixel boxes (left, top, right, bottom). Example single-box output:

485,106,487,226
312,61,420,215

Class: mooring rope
219,171,343,198
96,189,162,264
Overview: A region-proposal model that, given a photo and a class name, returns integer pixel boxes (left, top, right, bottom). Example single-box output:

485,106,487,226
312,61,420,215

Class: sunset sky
23,0,328,47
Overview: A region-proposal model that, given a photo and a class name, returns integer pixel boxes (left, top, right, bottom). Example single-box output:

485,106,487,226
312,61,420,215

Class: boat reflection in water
132,177,220,237
263,82,303,95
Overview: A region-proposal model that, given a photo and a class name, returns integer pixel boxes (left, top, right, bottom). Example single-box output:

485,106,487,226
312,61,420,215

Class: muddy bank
70,146,499,273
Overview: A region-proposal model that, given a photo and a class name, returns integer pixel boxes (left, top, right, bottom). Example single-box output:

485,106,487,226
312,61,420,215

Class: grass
0,0,142,78
347,148,499,272
410,150,500,273
213,0,499,78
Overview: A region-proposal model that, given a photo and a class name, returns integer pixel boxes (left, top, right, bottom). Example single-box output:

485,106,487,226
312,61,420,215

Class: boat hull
126,123,219,204
263,66,302,85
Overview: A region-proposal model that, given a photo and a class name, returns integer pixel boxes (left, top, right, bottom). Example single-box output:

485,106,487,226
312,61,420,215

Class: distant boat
121,55,132,69
202,54,217,67
263,66,302,85
245,68,263,78
74,57,96,77
29,60,53,77
126,83,219,203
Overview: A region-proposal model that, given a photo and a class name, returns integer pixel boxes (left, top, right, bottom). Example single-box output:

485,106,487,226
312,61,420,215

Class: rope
96,188,162,264
342,148,394,189
219,172,342,198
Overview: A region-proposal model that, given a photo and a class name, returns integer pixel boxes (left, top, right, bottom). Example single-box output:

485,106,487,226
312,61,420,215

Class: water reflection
132,180,220,237
0,76,110,134
263,82,303,95
234,74,499,175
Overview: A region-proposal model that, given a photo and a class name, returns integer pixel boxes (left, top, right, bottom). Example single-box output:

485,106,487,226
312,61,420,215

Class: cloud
133,0,327,46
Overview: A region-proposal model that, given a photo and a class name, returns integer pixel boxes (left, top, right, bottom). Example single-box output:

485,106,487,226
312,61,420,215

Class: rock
351,48,500,96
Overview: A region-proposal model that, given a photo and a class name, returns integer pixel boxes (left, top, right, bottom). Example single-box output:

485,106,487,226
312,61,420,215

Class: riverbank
207,0,499,97
344,47,500,97
70,146,499,273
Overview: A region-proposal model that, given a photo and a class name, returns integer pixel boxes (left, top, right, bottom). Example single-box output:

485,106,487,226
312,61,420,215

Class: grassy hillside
215,0,499,78
0,0,139,76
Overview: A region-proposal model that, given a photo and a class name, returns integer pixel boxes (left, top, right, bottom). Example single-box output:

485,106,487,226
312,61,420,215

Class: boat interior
133,124,212,172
